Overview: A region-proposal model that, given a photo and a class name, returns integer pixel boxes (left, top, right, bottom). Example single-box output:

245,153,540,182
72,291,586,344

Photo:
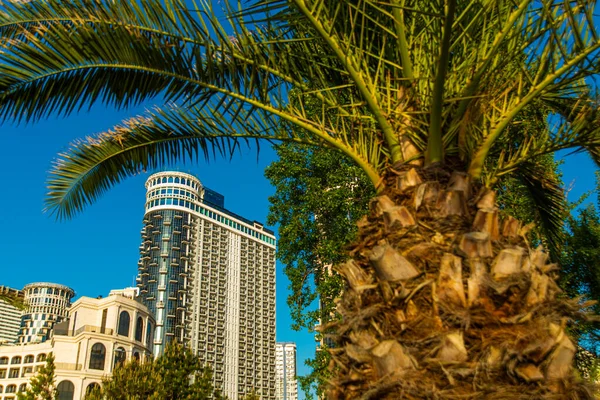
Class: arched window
36,354,46,362
6,384,16,393
162,177,167,183
57,380,75,400
19,383,27,392
145,321,153,346
86,382,101,395
24,355,34,364
0,385,4,393
89,343,106,370
174,177,180,184
0,357,8,365
11,356,21,364
114,347,126,367
135,317,144,342
118,311,131,337
33,288,38,294
133,352,140,362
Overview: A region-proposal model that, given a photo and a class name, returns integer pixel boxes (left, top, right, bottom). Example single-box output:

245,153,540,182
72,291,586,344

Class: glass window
117,311,131,337
24,355,34,364
146,322,153,346
0,357,8,365
89,343,106,370
133,352,140,362
160,199,166,206
166,198,172,205
36,354,46,362
0,385,3,393
167,189,172,194
174,189,179,195
162,177,167,183
168,177,173,183
9,369,19,378
135,317,144,342
6,384,16,393
57,380,75,400
11,357,21,364
18,383,26,393
86,383,100,396
114,347,126,367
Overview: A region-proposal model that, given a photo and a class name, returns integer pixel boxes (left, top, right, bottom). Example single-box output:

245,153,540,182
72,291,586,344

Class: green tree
1,0,600,398
17,353,58,400
85,343,224,400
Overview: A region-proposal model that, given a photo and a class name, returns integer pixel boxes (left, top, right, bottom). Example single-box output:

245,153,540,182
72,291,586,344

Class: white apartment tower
0,286,23,343
136,172,277,400
275,342,298,400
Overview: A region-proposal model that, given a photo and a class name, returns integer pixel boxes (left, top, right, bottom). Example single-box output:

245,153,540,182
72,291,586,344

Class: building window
0,357,7,365
114,347,126,367
0,384,3,393
0,369,6,378
36,354,46,363
146,322,153,346
18,383,26,392
86,382,100,396
10,357,21,365
57,380,75,400
89,343,106,370
133,352,140,362
134,317,144,342
117,311,131,337
6,384,16,393
9,369,19,378
23,355,34,364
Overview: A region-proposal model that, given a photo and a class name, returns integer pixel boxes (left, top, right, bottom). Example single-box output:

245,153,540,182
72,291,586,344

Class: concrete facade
275,342,298,400
0,287,22,344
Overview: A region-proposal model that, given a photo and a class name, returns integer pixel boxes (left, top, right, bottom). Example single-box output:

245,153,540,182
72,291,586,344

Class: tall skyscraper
19,282,75,343
0,286,23,343
275,342,298,400
136,171,277,399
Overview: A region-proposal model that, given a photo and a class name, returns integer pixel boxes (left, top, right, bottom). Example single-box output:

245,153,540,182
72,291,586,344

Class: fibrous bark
327,167,594,399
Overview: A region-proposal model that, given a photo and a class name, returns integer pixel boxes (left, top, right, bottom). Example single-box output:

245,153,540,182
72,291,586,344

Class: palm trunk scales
326,167,594,399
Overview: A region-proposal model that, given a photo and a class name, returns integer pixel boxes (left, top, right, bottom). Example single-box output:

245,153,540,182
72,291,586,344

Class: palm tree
0,0,599,398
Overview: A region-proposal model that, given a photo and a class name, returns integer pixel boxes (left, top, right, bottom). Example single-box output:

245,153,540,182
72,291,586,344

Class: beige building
0,292,154,400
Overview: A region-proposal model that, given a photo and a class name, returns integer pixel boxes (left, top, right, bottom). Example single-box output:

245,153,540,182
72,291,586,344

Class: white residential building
136,171,277,400
0,287,22,344
275,342,298,400
0,291,154,400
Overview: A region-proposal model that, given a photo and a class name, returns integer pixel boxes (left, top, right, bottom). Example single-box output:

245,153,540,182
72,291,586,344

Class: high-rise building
136,171,277,399
18,282,75,344
0,286,23,343
275,342,298,400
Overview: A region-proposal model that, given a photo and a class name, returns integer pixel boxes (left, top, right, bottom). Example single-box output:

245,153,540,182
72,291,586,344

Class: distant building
0,290,154,400
18,282,75,344
0,287,23,344
275,342,298,400
136,171,277,399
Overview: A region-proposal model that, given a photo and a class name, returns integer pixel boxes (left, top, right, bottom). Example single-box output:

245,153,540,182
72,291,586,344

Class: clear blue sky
0,105,597,400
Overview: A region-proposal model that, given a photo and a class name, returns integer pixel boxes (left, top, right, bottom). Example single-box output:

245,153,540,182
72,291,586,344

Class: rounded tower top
145,171,202,192
22,282,75,299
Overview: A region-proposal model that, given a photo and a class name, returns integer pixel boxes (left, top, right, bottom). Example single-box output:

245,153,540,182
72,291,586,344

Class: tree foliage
85,343,225,400
17,353,57,400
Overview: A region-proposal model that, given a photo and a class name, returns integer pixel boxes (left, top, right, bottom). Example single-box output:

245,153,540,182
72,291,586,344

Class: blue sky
1,103,597,400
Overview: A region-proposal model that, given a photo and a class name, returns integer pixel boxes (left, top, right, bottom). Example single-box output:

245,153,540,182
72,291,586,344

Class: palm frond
513,161,566,258
46,102,379,218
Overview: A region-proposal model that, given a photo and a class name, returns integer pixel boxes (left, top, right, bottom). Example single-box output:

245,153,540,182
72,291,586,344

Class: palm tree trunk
326,166,594,399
